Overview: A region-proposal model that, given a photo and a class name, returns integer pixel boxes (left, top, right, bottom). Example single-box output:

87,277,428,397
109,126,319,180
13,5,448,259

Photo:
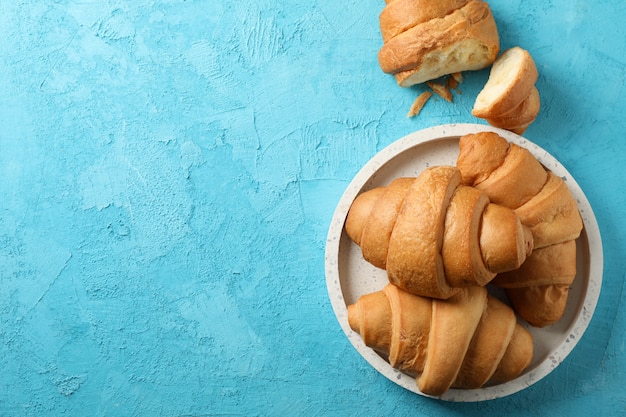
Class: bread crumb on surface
447,73,463,90
407,73,463,119
427,81,453,102
407,91,432,118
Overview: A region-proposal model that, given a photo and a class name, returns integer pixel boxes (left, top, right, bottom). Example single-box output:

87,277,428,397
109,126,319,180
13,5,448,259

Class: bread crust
486,86,541,131
491,324,533,382
473,143,549,209
457,132,510,186
386,166,461,299
418,286,487,396
345,187,386,246
378,0,499,85
514,172,583,248
360,178,416,269
492,240,577,288
442,185,495,287
407,91,432,118
379,0,471,42
453,295,516,389
505,284,571,328
479,203,534,273
347,291,392,352
385,284,432,373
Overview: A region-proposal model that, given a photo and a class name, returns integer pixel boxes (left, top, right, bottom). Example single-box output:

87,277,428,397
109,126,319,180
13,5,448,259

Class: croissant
345,165,533,299
348,283,534,396
457,132,583,326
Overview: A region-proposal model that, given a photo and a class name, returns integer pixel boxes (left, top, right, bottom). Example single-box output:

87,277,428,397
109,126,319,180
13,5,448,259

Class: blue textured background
1,1,624,416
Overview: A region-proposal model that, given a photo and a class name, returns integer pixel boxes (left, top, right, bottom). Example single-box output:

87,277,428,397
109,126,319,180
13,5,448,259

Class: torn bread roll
472,47,540,134
378,0,500,87
379,0,471,43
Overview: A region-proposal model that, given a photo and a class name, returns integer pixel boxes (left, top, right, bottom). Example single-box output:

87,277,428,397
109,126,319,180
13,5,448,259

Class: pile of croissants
344,131,583,396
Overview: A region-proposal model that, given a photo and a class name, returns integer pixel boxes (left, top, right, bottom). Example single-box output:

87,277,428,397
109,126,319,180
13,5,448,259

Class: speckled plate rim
325,123,603,402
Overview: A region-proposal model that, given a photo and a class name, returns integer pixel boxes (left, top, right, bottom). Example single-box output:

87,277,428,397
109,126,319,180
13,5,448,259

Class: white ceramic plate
325,123,603,402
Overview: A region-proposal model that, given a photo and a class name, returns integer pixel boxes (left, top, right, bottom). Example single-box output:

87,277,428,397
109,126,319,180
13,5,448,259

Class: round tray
325,123,603,402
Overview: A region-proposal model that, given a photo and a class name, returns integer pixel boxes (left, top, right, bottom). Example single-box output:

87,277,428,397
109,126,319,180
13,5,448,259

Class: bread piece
379,0,500,87
427,81,453,102
407,91,433,118
379,0,471,42
472,47,538,118
447,75,459,90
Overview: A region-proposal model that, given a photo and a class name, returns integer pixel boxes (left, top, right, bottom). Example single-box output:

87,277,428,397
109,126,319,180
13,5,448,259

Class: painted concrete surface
0,1,624,416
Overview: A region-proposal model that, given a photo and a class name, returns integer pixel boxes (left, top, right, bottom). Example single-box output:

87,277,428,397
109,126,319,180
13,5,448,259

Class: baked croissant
457,132,583,326
348,283,534,396
345,165,533,300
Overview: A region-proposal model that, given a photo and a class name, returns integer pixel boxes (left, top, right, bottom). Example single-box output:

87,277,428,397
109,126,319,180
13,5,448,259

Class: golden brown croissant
348,284,534,396
457,132,583,326
345,165,533,299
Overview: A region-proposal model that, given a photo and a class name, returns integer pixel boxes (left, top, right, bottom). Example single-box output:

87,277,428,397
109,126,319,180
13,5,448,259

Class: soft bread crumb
452,72,464,84
427,81,453,102
407,91,433,118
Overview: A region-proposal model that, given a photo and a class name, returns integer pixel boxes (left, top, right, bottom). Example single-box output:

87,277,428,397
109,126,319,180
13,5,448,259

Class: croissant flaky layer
345,165,533,300
348,284,533,396
457,132,583,327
